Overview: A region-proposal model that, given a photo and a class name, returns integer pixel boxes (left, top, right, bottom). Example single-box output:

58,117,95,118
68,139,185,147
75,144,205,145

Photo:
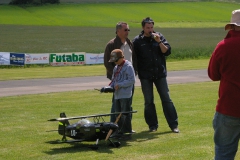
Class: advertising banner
10,53,25,66
0,52,10,65
49,52,85,66
85,53,104,64
25,54,49,64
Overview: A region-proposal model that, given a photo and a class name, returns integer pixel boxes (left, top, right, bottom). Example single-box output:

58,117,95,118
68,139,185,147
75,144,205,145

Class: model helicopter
47,111,137,150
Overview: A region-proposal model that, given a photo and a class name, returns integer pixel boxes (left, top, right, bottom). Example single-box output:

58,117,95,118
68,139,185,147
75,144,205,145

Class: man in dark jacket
132,17,179,133
104,22,137,123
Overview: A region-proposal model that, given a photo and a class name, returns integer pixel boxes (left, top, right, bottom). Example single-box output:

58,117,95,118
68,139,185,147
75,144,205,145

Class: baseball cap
109,49,124,62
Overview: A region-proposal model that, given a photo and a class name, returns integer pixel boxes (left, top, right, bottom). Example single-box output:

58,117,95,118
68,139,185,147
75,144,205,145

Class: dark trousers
114,98,132,133
110,85,134,122
140,78,178,129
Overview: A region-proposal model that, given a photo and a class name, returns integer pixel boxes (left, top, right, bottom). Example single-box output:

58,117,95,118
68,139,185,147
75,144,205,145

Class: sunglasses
124,29,130,32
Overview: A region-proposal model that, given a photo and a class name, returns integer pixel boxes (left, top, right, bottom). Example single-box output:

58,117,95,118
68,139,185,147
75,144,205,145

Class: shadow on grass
132,130,173,142
44,138,132,154
44,130,173,155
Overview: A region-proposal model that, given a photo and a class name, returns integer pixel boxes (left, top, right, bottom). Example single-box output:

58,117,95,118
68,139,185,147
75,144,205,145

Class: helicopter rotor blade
48,111,137,122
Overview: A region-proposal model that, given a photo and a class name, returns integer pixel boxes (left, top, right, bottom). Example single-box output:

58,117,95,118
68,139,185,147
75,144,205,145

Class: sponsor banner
85,53,104,64
49,52,85,66
10,53,25,66
25,54,49,64
0,52,10,65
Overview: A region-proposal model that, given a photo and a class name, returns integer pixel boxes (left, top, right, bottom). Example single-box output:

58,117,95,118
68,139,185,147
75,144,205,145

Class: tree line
10,0,59,4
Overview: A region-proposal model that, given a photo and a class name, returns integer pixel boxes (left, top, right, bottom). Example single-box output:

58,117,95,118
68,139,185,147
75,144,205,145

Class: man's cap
109,49,124,62
225,9,240,30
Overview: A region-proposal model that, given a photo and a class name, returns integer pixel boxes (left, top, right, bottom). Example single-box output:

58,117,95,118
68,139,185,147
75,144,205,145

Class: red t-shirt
208,30,240,117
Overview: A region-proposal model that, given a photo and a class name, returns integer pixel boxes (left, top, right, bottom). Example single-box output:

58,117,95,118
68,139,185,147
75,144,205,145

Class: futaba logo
50,53,84,62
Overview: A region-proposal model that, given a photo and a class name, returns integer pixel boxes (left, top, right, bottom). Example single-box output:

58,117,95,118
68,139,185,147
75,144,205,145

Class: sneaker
131,130,136,133
172,128,180,133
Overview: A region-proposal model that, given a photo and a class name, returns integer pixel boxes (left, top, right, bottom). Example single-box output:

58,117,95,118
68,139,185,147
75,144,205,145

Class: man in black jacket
132,17,179,133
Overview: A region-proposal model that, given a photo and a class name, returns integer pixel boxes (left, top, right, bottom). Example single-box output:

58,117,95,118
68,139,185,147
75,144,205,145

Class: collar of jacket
225,30,240,39
139,30,156,39
115,35,132,47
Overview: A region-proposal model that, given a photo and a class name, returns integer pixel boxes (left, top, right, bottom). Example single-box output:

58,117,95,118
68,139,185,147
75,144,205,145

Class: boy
109,49,135,140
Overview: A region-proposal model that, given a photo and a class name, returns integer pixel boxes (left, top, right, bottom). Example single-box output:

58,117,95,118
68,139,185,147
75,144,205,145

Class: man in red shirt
208,9,240,160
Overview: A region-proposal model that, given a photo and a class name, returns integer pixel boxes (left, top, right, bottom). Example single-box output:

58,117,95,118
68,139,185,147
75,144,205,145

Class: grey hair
116,22,128,34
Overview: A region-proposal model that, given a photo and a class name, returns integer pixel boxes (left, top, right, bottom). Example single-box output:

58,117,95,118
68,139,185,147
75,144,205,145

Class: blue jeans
110,85,134,122
140,78,178,129
114,98,132,133
213,112,240,160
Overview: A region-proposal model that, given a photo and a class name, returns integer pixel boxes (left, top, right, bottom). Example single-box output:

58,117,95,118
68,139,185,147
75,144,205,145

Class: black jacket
132,31,171,79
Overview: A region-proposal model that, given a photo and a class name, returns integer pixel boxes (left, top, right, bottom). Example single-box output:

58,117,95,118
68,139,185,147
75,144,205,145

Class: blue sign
10,53,25,65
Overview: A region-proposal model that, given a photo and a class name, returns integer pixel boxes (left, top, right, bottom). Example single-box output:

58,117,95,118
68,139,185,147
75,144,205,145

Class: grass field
0,82,218,159
0,2,238,27
0,82,240,159
1,1,240,159
0,25,225,55
0,1,239,54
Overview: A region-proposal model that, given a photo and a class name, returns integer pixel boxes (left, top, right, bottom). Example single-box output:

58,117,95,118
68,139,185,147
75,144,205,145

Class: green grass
1,1,240,159
0,59,209,80
0,25,225,58
0,1,235,59
1,81,239,159
0,2,239,27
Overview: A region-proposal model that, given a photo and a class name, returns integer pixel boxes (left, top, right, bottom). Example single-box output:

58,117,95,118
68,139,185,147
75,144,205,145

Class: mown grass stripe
0,2,238,27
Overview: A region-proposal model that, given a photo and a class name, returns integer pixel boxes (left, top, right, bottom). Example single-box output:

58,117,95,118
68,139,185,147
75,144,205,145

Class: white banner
85,53,104,64
25,54,49,64
0,52,10,65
